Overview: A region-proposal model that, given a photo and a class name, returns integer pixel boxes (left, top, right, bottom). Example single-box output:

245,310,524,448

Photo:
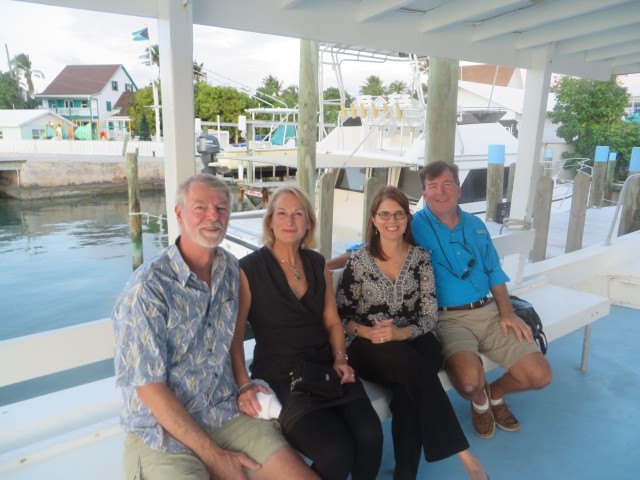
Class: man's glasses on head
375,210,407,221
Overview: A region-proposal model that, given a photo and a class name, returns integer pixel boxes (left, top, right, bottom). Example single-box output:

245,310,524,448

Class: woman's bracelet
333,351,348,361
238,380,253,393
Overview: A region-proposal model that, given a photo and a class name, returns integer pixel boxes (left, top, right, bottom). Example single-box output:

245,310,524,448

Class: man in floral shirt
113,174,317,480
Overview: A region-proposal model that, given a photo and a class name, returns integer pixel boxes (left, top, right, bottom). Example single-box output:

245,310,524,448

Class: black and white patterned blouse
336,245,438,347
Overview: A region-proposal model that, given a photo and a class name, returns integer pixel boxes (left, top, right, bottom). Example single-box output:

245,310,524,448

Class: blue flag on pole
132,28,149,41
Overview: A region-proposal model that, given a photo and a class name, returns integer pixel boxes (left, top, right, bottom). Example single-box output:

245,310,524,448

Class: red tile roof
40,65,121,95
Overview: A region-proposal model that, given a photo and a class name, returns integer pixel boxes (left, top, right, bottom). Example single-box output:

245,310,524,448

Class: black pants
348,333,469,480
285,397,383,480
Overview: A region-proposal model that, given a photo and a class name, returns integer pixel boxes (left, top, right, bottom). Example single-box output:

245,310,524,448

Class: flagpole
146,31,161,146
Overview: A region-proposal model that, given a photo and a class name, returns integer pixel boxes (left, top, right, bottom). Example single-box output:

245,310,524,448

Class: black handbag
510,295,548,355
290,361,344,399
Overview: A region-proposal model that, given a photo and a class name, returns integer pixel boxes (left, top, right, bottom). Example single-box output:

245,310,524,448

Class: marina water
0,191,167,404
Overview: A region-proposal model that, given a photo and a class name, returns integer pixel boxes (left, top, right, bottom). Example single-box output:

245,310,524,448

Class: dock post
126,152,144,269
588,145,609,208
531,176,553,262
604,152,617,202
425,57,459,165
618,147,640,236
362,177,382,242
318,171,335,260
486,144,505,223
566,173,590,253
297,39,319,205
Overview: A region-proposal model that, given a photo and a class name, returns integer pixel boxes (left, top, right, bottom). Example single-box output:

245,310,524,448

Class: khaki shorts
123,415,288,480
436,301,541,370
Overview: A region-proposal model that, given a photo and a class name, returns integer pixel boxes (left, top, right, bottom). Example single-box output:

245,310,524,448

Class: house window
106,101,112,112
64,100,73,108
80,100,89,108
112,81,118,91
32,128,44,139
125,83,133,92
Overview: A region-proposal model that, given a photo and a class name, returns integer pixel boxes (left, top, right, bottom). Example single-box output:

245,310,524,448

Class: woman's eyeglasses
375,210,407,221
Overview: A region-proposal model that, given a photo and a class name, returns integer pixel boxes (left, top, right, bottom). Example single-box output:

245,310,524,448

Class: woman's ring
380,337,384,343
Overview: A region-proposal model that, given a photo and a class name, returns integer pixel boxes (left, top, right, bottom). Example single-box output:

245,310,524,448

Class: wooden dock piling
126,151,143,269
566,173,590,253
531,176,553,262
318,172,335,259
589,145,609,208
485,144,505,223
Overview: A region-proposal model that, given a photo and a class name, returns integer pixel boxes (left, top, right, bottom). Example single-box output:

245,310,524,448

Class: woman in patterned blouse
336,185,487,480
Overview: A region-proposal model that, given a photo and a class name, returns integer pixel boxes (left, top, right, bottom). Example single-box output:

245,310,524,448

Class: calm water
0,192,168,341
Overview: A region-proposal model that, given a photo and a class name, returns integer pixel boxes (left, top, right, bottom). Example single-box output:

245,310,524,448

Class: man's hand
202,446,262,480
499,311,533,343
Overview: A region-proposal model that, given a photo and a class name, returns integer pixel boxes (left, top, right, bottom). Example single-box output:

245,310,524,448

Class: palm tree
140,44,160,67
10,53,44,96
260,75,283,98
193,60,206,83
140,45,206,81
280,85,298,107
360,75,385,96
386,80,408,95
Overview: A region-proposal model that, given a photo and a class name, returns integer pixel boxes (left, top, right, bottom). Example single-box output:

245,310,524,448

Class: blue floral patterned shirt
113,240,240,453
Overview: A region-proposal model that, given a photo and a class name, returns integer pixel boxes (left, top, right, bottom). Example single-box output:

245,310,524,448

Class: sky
0,0,412,98
1,0,639,101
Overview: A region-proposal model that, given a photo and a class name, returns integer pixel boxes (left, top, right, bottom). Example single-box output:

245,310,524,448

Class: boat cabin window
459,168,509,203
335,167,388,192
397,168,423,202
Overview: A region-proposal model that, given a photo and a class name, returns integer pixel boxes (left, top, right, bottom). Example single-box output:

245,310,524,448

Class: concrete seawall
0,154,169,199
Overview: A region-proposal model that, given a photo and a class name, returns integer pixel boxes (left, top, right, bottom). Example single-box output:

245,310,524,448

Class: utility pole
5,44,13,78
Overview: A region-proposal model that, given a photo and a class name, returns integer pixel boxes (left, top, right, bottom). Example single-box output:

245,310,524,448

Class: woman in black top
336,185,487,480
230,185,382,480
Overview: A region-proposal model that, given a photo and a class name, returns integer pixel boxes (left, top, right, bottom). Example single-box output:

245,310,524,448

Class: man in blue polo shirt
412,161,552,439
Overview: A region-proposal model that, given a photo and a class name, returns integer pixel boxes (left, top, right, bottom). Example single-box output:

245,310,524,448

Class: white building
0,109,74,141
35,65,137,140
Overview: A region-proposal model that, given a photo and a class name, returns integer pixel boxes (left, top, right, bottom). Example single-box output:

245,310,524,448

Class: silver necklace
280,258,301,280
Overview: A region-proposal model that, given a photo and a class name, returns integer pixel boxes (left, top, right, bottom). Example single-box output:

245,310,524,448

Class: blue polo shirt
412,206,509,307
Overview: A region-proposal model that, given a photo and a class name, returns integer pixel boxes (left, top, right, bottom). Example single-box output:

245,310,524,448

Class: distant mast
133,27,161,145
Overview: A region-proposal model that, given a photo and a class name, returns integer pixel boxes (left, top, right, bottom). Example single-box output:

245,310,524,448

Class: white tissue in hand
255,391,282,419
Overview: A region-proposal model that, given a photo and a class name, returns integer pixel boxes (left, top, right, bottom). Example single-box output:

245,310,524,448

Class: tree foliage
138,112,151,141
258,75,284,99
386,80,408,95
10,53,44,96
280,85,299,108
360,75,385,96
194,83,257,139
323,86,351,125
0,71,27,109
127,85,158,138
548,76,640,177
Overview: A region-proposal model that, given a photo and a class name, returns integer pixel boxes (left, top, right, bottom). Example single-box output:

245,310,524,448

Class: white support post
509,46,553,226
157,0,196,242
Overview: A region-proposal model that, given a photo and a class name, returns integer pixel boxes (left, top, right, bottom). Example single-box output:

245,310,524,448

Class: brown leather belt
438,296,492,312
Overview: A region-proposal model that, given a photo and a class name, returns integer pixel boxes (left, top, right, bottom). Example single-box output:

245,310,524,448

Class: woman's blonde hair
262,185,317,249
